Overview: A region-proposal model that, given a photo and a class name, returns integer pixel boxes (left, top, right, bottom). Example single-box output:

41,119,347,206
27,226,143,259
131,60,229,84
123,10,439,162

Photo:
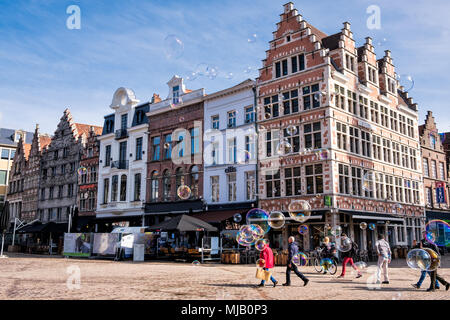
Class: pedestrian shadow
345,286,417,292
206,283,262,289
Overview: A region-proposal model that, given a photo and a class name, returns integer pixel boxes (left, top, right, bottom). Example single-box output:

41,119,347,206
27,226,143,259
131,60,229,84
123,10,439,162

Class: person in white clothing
375,233,391,284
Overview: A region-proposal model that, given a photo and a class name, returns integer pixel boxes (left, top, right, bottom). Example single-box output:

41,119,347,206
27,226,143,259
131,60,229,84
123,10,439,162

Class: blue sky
0,0,449,135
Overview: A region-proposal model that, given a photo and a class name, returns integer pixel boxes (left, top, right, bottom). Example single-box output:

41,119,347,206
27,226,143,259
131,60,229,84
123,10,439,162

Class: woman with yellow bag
256,240,278,288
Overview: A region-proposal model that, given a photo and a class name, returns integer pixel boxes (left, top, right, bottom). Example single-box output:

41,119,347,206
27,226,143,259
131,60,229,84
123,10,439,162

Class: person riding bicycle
320,237,336,274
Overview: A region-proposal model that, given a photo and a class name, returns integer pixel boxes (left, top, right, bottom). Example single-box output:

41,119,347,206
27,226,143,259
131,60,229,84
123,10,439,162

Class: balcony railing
111,160,129,170
115,129,128,140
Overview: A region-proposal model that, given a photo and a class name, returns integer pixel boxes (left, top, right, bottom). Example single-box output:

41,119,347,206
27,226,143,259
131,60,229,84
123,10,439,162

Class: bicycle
312,247,338,275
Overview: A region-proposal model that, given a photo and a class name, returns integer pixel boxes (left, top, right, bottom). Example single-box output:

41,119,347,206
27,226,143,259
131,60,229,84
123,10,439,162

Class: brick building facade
419,111,450,223
145,76,205,225
256,3,424,251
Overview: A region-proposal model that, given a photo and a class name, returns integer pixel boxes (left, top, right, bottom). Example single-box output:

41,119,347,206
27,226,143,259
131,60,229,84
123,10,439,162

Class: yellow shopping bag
255,268,272,281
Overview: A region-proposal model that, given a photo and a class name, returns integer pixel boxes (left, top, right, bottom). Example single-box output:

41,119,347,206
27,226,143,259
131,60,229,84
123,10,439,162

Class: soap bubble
362,172,375,192
246,208,270,234
397,74,414,92
286,125,298,136
406,249,431,271
331,226,342,237
233,213,242,223
298,225,309,235
268,211,285,229
237,150,252,164
315,149,329,160
164,143,171,149
77,166,87,176
368,223,376,231
185,71,198,82
288,200,311,223
247,33,258,43
177,185,191,200
276,139,293,156
192,260,200,266
425,219,450,247
195,63,209,76
336,235,353,253
360,222,368,230
164,35,184,60
225,72,234,79
292,252,308,267
206,65,219,80
255,239,268,251
314,92,323,103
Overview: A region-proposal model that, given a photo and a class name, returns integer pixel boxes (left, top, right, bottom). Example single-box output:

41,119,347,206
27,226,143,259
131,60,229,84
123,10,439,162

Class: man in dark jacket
282,236,309,286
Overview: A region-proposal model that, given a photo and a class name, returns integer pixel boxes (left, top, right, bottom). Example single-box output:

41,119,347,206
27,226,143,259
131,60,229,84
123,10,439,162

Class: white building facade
203,80,258,219
96,88,149,229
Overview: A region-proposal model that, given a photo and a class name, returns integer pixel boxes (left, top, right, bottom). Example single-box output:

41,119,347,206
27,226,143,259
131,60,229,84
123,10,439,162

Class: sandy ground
0,253,449,300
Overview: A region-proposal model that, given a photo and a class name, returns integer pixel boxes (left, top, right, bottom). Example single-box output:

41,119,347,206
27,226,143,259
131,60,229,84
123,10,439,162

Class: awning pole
0,232,5,257
12,218,17,246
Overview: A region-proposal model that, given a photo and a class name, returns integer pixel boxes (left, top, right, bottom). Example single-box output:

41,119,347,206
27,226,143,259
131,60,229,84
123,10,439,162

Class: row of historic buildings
4,2,450,252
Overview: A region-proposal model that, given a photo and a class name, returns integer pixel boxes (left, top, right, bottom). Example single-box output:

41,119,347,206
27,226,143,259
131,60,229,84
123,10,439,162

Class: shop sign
324,195,332,207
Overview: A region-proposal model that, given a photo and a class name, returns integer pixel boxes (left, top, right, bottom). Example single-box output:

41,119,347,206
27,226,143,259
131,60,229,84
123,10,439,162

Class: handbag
255,268,272,281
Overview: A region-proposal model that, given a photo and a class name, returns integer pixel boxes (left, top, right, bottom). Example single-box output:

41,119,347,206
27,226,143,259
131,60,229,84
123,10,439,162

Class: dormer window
121,114,128,130
14,133,23,142
136,110,144,125
173,85,180,104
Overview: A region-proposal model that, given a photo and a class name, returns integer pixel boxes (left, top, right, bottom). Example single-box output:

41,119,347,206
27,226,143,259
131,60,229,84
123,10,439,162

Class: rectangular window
370,101,379,124
41,188,45,200
68,184,74,197
227,137,237,164
164,134,172,160
282,89,299,115
395,177,404,202
426,187,432,206
337,122,347,151
423,158,429,177
49,187,54,199
306,164,323,194
431,160,437,179
282,59,288,76
349,127,360,154
211,176,219,202
383,139,391,163
339,164,350,194
245,135,256,161
299,54,305,71
134,173,141,201
285,167,301,196
361,131,371,157
351,167,362,196
58,186,63,199
275,62,281,78
111,175,118,202
212,115,219,129
190,128,200,154
121,114,128,130
245,106,255,123
135,137,143,160
385,175,394,200
304,122,322,149
263,95,279,119
212,142,219,165
227,110,236,128
265,130,280,157
359,96,368,120
63,147,69,158
282,126,300,153
0,170,6,185
227,172,237,202
265,170,281,198
439,162,445,180
376,173,384,199
347,90,357,115
173,85,180,104
152,137,161,161
105,145,111,167
372,136,382,160
120,175,127,202
303,84,320,110
291,56,298,73
334,85,346,110
245,171,256,200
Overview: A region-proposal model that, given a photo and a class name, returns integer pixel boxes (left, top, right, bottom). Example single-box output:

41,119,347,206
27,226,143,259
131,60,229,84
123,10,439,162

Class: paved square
0,254,449,300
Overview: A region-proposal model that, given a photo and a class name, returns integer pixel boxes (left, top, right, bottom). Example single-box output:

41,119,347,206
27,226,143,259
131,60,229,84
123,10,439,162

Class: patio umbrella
148,215,218,232
0,201,10,257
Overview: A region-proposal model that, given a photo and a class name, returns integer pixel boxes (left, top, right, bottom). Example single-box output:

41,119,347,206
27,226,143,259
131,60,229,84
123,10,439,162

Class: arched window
163,170,171,202
150,171,158,202
120,175,127,202
190,166,199,199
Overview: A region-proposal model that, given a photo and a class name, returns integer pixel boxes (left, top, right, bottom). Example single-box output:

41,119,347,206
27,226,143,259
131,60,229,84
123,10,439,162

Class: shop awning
192,211,239,223
148,214,218,232
340,210,405,224
426,211,450,223
17,222,68,233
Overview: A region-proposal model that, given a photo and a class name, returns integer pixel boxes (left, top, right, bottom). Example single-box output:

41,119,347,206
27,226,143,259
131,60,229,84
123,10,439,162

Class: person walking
375,234,391,284
337,233,362,279
282,236,309,286
257,240,278,288
412,233,441,290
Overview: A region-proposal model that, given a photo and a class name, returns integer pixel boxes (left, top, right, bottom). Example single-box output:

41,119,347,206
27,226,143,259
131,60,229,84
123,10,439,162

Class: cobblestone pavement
0,253,449,300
